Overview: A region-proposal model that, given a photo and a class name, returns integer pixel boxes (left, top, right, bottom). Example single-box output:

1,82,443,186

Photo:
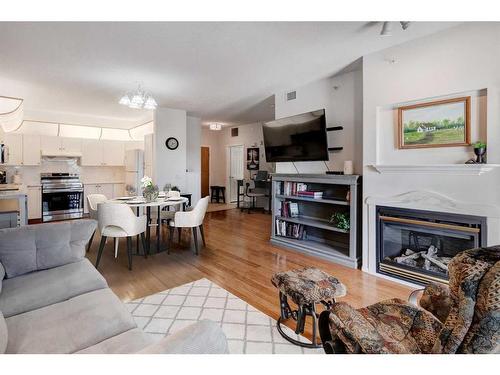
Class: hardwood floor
86,209,413,340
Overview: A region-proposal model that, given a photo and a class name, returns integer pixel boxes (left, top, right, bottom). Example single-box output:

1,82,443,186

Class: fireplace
376,206,487,285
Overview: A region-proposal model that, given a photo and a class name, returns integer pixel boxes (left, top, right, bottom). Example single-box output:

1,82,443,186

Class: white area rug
126,278,323,354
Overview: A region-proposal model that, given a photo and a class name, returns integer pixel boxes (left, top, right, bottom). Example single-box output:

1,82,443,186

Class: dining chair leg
126,236,133,271
168,226,175,254
199,225,206,247
95,236,107,269
177,228,182,243
114,237,119,258
192,227,199,255
140,233,148,259
87,230,95,253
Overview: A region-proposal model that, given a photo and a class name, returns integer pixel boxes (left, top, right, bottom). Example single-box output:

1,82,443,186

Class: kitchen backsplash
0,159,125,186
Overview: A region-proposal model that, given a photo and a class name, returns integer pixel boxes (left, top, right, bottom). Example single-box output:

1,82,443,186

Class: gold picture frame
398,96,471,149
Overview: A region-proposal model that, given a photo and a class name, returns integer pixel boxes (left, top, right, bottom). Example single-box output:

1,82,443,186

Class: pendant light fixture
119,84,157,110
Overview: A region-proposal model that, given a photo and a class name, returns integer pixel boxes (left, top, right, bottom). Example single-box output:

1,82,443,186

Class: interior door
228,145,244,202
201,147,209,198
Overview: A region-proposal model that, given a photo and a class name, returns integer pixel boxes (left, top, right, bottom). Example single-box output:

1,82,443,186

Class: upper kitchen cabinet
40,136,82,154
1,133,23,165
22,134,41,165
101,140,125,166
81,139,103,166
81,139,124,166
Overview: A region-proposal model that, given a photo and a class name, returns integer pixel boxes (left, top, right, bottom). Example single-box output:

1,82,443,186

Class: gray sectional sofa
0,219,228,354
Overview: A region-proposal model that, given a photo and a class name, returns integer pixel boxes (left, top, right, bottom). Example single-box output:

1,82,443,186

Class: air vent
231,127,239,137
286,91,297,101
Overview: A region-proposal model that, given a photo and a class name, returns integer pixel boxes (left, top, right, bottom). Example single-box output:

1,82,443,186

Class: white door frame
226,144,245,203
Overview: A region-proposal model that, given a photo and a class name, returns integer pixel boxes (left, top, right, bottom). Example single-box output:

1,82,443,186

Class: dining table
111,194,189,255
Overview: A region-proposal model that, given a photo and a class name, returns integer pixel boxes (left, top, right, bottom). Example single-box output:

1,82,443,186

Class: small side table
271,267,346,348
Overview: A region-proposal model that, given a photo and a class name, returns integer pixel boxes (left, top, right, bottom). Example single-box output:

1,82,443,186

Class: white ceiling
0,22,459,128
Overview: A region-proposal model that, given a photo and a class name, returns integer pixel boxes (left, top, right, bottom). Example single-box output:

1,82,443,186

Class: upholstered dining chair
86,194,107,252
168,196,209,255
319,246,500,354
95,203,148,271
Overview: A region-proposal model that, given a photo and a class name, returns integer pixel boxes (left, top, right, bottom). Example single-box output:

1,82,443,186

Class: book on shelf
280,182,308,196
297,190,323,199
275,218,306,239
280,201,299,218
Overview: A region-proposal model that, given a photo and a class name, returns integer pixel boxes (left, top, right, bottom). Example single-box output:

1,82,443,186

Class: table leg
156,205,161,253
136,207,140,254
146,206,151,254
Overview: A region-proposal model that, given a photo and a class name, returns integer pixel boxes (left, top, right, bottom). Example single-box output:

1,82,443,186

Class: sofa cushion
0,220,97,279
76,328,154,354
5,288,136,354
0,262,5,294
0,311,7,354
0,258,107,318
0,226,37,278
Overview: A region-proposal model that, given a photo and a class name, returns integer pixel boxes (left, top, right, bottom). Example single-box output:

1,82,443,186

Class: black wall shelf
326,126,343,132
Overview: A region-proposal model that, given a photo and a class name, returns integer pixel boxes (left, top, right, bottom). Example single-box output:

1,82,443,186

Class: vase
143,185,159,202
474,147,486,164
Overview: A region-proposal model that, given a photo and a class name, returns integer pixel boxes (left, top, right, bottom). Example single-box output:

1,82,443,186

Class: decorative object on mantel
371,164,500,176
141,176,159,202
343,160,353,175
398,96,470,149
470,140,487,164
329,212,350,231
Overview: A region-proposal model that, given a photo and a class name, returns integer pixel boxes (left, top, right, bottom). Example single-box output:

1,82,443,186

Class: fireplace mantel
371,164,500,176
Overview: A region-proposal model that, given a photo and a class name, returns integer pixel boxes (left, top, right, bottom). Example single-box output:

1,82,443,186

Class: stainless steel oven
41,173,84,222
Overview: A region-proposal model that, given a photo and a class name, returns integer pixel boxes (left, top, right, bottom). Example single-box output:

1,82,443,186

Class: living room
0,1,498,373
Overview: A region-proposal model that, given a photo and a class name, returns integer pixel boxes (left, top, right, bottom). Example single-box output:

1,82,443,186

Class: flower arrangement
140,176,159,202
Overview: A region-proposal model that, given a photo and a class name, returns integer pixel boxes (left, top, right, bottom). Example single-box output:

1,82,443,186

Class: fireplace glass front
377,206,486,285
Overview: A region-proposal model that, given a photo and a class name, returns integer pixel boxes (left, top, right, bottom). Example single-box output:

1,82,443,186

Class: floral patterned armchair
319,246,500,354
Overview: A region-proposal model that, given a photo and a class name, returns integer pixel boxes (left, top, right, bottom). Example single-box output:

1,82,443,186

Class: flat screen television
262,109,328,162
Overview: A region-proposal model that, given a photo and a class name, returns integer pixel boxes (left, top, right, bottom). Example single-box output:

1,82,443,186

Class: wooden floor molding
86,209,413,340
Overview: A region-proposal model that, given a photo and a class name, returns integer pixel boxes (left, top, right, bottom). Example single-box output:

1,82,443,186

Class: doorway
201,146,210,198
228,145,244,202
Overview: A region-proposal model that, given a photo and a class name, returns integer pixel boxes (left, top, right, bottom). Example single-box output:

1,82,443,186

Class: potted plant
329,212,350,231
141,176,159,202
473,141,487,164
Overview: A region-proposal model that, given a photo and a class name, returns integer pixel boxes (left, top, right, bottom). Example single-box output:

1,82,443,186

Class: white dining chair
86,194,107,252
167,196,209,255
95,203,148,271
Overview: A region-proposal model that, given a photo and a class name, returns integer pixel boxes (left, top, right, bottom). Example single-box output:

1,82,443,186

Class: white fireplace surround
363,190,500,287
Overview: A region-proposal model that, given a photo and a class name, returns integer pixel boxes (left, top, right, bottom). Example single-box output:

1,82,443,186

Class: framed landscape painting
398,96,471,149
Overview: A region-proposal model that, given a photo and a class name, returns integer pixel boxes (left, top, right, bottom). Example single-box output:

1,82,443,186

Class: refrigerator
125,149,144,196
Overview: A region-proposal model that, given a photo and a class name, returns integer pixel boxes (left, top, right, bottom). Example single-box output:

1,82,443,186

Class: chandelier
209,123,222,131
119,85,157,110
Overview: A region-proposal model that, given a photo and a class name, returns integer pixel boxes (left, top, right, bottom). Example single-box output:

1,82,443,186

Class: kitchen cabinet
81,140,103,166
81,140,124,166
2,133,23,165
113,183,125,198
41,136,82,154
27,186,42,220
22,135,41,165
101,140,125,166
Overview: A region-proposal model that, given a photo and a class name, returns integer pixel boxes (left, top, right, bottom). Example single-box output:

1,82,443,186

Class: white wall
273,70,363,174
362,23,500,272
153,107,187,191
186,116,201,203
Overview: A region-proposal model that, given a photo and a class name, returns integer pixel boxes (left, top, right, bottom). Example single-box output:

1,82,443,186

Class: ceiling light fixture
209,123,222,131
119,84,157,110
380,21,411,36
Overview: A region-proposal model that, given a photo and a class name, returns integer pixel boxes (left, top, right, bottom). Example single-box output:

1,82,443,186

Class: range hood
41,150,82,160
